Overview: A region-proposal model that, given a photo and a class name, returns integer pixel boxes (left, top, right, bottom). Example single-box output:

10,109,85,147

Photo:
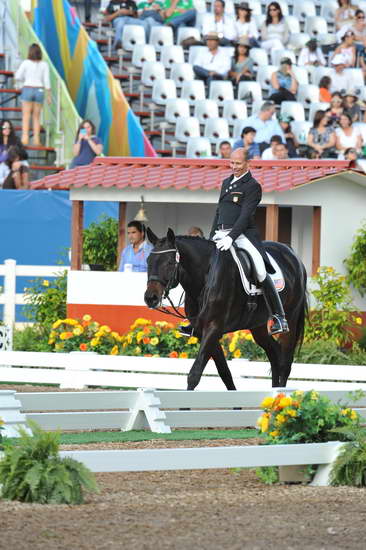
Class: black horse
144,228,308,389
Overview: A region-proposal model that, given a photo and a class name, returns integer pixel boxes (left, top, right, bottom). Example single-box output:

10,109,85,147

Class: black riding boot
261,274,289,335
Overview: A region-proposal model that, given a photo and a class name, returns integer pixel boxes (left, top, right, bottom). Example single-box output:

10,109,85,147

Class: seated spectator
70,120,103,169
261,135,283,160
2,145,29,189
335,112,362,157
219,140,232,159
268,58,298,105
163,0,196,38
337,10,366,53
298,38,326,67
343,89,361,122
137,0,165,29
344,147,363,169
243,101,285,150
329,54,353,94
330,30,356,68
187,226,204,237
319,76,332,103
278,114,299,158
193,32,231,91
0,120,27,186
233,126,260,158
105,0,151,48
273,142,288,159
118,220,153,272
260,2,289,55
234,2,259,46
202,0,236,46
307,110,337,158
228,41,254,87
335,0,358,31
327,92,344,128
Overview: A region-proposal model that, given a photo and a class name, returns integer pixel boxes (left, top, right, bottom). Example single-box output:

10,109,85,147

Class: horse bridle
147,248,185,318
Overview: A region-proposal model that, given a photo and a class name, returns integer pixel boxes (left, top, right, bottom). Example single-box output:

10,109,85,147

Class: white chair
256,65,277,91
344,69,364,90
141,61,166,87
287,33,311,52
308,102,330,122
177,26,202,46
304,16,328,37
271,49,296,67
284,16,300,35
280,101,305,122
237,81,263,102
151,79,177,105
149,26,174,52
249,48,269,67
132,44,156,68
291,120,313,145
186,137,212,158
293,0,316,22
204,118,230,143
160,45,185,69
222,100,248,125
188,45,207,65
353,122,366,143
311,66,332,86
292,66,309,86
170,63,195,88
320,0,338,24
165,98,190,124
122,25,146,51
297,84,320,105
232,118,251,139
209,81,234,104
175,116,201,142
248,1,262,15
194,99,219,123
181,80,206,105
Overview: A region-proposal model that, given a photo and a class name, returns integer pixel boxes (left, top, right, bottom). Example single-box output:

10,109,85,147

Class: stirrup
267,315,289,336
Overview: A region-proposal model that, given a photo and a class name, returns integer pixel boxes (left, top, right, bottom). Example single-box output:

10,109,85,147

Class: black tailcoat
209,170,274,273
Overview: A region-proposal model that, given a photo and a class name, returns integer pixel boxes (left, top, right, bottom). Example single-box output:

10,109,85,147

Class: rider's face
230,151,248,178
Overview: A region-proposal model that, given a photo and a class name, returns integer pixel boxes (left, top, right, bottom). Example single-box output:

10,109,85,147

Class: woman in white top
260,2,289,55
331,30,356,68
335,0,358,31
15,43,51,146
335,112,362,156
234,2,259,46
298,38,326,67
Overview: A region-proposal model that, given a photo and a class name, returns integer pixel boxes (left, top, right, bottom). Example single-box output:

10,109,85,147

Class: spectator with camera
70,120,103,169
268,58,298,105
298,38,326,67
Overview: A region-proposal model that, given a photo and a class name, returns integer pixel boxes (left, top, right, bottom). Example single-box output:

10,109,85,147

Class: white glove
216,236,233,251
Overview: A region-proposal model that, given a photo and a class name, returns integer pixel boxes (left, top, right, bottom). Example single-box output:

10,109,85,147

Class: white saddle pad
231,249,285,296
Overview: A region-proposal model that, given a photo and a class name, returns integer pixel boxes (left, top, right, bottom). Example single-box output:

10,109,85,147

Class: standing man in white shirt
193,32,231,91
201,0,236,46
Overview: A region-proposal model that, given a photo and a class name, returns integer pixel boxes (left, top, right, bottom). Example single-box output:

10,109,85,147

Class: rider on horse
182,147,289,337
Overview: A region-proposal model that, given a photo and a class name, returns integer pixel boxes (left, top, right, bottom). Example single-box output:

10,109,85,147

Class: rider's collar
231,170,249,183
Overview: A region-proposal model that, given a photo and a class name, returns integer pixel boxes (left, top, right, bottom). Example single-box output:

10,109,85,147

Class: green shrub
330,426,366,487
0,422,99,504
13,325,52,352
344,220,366,296
83,215,118,271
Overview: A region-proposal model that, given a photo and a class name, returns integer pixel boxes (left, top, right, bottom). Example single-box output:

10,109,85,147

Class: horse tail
293,264,309,354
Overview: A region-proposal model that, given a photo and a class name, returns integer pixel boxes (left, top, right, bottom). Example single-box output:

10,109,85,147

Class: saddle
232,244,285,296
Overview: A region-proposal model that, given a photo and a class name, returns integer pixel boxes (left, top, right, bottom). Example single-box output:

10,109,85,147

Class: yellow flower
287,409,297,417
179,352,188,358
48,338,55,345
0,418,4,426
294,390,304,397
134,346,141,354
269,430,279,437
73,327,83,336
233,349,241,359
55,343,64,351
42,279,49,287
174,331,182,339
188,336,198,345
110,345,118,355
150,337,159,346
65,318,78,326
257,412,270,433
60,332,69,340
90,338,99,347
127,335,132,344
310,391,319,401
279,396,292,409
261,397,275,409
229,342,236,353
82,314,92,322
276,414,287,425
100,325,111,333
111,331,120,339
351,410,357,421
49,330,57,338
156,321,168,327
136,330,144,343
245,332,254,341
355,317,362,325
52,319,63,329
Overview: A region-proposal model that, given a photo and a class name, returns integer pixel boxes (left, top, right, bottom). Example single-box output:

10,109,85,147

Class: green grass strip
59,429,258,445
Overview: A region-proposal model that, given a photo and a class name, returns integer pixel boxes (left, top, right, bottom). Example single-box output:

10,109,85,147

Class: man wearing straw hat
193,31,231,90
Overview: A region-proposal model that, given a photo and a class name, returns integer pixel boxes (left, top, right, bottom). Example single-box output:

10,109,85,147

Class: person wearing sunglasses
336,9,366,51
260,2,289,55
330,30,356,67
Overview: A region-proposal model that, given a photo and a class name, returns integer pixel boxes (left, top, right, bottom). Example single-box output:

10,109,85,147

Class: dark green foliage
255,466,279,485
344,221,366,296
83,215,118,271
331,426,366,487
0,422,99,504
297,340,366,365
13,325,52,352
23,271,67,334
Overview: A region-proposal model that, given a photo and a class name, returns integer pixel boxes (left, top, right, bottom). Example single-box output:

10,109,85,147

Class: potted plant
82,215,119,271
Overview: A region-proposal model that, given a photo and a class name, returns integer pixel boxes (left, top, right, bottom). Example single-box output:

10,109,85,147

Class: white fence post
3,259,16,327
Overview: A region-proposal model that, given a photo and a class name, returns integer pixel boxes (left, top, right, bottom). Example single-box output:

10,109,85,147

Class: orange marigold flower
143,337,150,344
143,326,151,334
79,343,88,351
169,351,179,358
179,352,188,359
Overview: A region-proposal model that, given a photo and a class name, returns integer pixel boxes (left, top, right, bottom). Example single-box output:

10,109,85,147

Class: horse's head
144,227,179,309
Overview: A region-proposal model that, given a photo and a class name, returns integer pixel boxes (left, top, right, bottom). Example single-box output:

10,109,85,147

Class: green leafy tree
344,220,366,296
83,215,118,271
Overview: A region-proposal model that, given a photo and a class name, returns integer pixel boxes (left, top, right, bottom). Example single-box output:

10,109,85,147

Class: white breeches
214,229,267,283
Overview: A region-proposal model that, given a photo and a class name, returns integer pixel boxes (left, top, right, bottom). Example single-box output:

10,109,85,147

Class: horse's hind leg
211,341,236,390
250,326,282,387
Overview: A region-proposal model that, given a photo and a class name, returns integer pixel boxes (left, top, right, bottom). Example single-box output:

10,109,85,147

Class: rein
148,248,186,319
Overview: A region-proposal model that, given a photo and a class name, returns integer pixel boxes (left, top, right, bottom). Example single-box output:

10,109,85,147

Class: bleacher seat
308,102,330,121
165,98,190,124
291,120,312,145
280,101,305,122
160,45,184,69
284,16,300,35
151,79,177,105
237,81,263,103
304,16,328,37
209,81,234,104
194,99,219,123
122,25,146,51
222,100,248,125
232,118,251,139
248,1,262,16
293,0,316,22
175,116,201,142
141,61,165,87
256,65,277,91
297,84,320,105
320,0,339,24
344,69,364,90
353,122,366,143
177,26,202,46
170,63,195,88
186,137,212,158
181,80,206,105
292,66,309,85
204,118,230,143
311,66,332,86
188,46,207,66
250,48,269,67
271,49,296,67
132,44,156,68
149,26,174,52
287,33,311,52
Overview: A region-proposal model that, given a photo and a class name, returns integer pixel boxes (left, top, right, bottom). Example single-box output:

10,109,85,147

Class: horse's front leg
187,323,221,390
211,341,236,390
